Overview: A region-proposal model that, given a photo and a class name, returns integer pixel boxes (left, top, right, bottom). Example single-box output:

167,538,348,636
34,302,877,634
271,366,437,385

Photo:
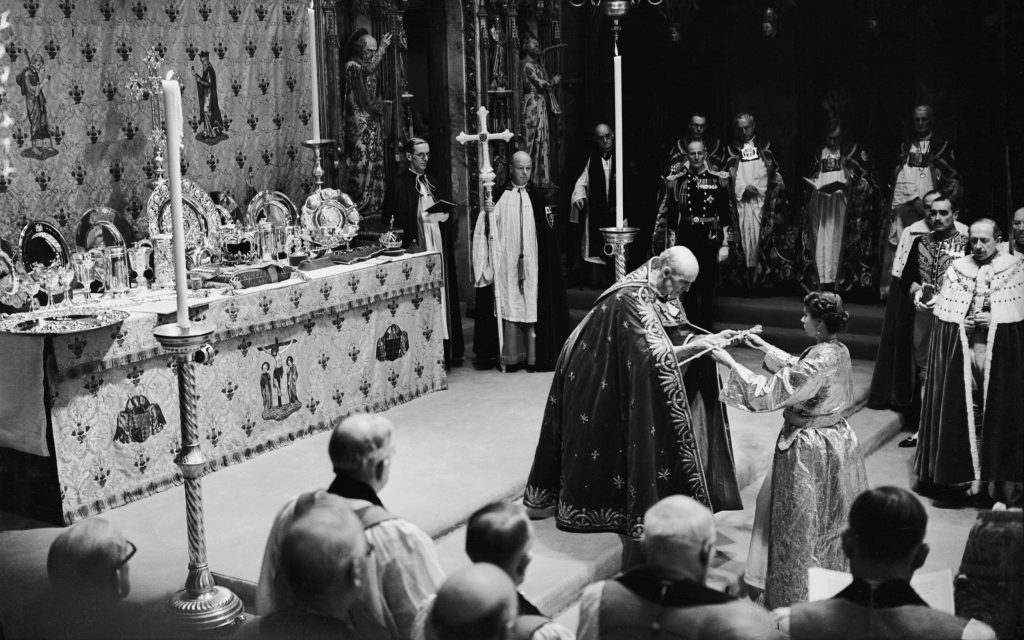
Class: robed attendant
570,124,617,282
798,126,881,293
722,113,787,290
524,247,742,538
871,197,967,448
383,138,464,365
916,219,1024,506
472,152,569,370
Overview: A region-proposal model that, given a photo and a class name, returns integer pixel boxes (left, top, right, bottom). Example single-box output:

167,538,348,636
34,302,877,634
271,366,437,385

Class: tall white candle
161,71,190,329
613,54,624,228
307,4,321,141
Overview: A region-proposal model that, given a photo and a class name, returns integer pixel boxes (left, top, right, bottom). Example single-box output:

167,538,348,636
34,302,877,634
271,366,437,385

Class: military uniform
655,167,732,330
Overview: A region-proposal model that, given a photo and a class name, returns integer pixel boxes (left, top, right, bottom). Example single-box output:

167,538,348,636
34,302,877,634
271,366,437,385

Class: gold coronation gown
722,340,868,608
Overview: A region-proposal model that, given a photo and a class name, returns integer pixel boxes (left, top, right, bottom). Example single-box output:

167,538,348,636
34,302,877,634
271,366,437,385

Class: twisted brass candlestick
153,322,244,631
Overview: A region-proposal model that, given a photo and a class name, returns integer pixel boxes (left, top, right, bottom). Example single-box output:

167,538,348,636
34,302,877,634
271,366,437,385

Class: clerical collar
615,565,735,607
511,183,528,192
409,168,425,177
328,474,385,508
834,578,928,609
601,153,612,161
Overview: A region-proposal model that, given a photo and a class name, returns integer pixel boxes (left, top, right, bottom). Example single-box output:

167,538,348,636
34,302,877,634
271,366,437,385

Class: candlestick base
600,226,639,282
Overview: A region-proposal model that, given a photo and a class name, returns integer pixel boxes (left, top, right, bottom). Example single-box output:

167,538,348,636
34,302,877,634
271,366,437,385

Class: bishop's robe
473,184,569,370
524,259,742,538
916,253,1024,504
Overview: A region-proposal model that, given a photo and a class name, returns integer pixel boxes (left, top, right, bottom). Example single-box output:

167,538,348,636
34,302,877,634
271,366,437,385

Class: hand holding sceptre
675,325,763,367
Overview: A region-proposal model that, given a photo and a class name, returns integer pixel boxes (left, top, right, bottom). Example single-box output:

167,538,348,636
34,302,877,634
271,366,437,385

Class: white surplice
734,142,769,268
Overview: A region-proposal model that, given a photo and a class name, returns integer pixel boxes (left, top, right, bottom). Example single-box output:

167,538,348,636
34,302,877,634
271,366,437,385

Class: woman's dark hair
803,291,849,333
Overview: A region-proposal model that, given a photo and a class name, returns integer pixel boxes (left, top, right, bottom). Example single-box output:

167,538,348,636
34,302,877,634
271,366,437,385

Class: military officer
654,140,732,329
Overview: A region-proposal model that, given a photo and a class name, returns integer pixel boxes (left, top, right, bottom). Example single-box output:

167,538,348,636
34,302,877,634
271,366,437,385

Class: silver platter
145,179,219,252
0,308,130,335
248,190,297,227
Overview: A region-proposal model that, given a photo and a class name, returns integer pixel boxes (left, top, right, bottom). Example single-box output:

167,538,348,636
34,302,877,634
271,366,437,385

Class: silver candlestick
302,138,336,192
600,226,640,282
153,322,244,631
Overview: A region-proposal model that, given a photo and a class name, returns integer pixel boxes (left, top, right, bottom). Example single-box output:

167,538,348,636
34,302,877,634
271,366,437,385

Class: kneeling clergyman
524,247,743,538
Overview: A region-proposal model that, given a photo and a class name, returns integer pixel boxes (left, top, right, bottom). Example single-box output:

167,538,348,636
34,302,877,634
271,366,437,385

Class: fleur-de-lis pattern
0,1,316,244
36,256,445,524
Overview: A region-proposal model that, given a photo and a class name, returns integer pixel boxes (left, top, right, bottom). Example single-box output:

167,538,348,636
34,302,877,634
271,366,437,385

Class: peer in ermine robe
524,251,742,538
718,311,867,609
916,224,1024,506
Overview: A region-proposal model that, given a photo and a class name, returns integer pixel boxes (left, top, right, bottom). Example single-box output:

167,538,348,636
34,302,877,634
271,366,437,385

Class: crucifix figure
458,106,514,365
256,336,297,407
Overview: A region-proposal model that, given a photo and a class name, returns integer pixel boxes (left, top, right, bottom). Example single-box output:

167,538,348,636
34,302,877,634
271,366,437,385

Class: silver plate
145,179,219,252
19,220,71,270
248,190,297,227
75,206,125,250
0,309,130,335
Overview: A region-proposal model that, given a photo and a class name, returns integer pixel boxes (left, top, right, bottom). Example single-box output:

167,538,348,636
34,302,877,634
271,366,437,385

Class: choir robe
797,141,881,292
916,253,1024,503
473,184,569,371
722,340,868,609
524,258,742,538
382,169,464,364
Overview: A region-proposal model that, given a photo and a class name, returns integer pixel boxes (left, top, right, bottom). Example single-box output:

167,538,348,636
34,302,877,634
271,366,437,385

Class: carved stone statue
343,29,392,214
520,32,560,188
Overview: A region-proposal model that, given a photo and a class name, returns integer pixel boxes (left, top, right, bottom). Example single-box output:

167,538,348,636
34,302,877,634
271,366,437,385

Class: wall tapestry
0,1,316,246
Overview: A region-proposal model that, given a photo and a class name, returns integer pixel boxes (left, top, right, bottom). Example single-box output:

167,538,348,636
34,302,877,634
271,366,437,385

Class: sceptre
676,325,763,367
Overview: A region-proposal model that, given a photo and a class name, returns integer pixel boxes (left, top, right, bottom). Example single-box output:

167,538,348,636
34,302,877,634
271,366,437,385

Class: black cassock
382,170,464,364
472,184,569,371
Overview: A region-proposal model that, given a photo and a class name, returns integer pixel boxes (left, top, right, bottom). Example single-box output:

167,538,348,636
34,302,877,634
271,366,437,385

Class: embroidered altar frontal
44,254,445,523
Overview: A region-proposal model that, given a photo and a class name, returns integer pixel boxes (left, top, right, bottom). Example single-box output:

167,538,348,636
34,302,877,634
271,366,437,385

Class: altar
0,253,446,525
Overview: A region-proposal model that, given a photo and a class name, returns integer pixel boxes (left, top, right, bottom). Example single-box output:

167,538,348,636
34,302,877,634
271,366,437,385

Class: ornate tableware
0,308,130,335
0,248,30,307
248,190,297,228
75,206,126,250
19,220,72,269
145,178,219,253
218,225,259,265
300,188,360,248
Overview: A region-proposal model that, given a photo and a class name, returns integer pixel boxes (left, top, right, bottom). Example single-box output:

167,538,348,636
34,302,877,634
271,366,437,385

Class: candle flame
165,70,175,81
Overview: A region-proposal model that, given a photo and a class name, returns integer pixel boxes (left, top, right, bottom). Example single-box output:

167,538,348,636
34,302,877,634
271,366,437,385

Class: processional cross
456,106,514,367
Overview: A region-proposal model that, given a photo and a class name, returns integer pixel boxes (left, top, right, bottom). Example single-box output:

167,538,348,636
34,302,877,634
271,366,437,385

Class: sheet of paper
807,567,954,614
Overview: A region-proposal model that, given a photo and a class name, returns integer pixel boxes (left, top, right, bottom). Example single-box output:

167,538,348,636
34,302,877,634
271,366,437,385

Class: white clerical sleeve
366,518,446,640
575,581,605,640
571,161,590,217
472,209,495,287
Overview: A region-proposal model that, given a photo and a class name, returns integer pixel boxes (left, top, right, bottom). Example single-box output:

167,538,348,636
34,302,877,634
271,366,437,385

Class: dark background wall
557,0,1021,246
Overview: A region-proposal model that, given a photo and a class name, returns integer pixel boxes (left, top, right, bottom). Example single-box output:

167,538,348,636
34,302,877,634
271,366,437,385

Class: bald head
594,124,614,154
329,413,393,487
1012,207,1024,249
661,246,700,280
48,518,133,606
643,495,716,581
511,151,533,187
431,564,517,640
281,494,366,612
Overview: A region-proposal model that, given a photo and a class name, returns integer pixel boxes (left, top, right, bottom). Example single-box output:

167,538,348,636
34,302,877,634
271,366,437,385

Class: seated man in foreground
257,413,445,639
772,486,996,640
577,495,780,640
524,246,743,538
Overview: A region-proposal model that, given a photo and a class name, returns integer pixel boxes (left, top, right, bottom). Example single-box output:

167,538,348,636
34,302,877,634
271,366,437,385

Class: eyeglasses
411,152,430,159
115,540,137,570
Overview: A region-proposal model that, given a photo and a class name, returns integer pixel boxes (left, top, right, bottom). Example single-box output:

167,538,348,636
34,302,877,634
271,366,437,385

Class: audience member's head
47,518,134,608
329,413,394,492
843,486,929,581
1013,206,1024,250
642,495,716,583
280,494,367,619
430,564,517,640
466,502,534,586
